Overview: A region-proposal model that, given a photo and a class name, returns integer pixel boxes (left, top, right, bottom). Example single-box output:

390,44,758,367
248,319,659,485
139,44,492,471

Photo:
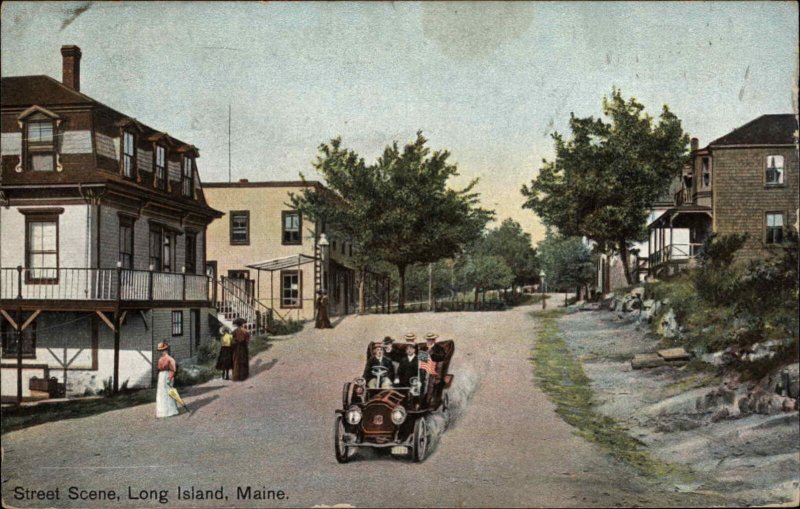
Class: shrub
196,339,220,365
268,318,304,336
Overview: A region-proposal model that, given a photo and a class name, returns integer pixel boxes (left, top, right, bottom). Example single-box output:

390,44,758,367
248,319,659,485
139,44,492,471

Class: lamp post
540,269,546,310
317,233,330,328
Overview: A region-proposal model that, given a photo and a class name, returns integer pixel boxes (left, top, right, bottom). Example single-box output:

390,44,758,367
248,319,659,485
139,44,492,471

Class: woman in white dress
155,341,180,418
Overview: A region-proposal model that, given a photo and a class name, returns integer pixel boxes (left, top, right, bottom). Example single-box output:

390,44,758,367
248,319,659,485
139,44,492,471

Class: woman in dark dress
231,318,250,382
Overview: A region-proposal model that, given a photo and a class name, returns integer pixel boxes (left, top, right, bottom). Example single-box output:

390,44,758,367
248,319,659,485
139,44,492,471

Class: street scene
1,2,798,508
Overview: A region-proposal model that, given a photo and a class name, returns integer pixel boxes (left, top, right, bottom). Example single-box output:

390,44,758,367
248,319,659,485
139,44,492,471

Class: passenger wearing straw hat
155,341,180,418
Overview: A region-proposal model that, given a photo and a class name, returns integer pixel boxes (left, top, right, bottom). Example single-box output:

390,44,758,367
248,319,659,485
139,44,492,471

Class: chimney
239,178,249,183
61,45,82,91
690,137,699,152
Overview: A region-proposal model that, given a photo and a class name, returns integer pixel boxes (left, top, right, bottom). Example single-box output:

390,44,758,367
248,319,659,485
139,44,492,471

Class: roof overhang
647,205,712,229
246,254,317,272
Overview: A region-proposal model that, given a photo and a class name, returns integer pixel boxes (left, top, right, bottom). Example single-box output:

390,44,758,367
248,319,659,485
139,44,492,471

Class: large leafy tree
521,88,689,283
290,138,382,314
370,132,494,310
474,218,539,288
455,254,514,303
537,230,596,296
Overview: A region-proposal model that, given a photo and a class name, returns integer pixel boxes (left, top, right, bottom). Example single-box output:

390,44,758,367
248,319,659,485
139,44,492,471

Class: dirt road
2,306,720,507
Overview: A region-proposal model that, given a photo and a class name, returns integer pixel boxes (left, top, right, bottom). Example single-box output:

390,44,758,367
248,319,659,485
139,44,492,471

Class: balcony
0,267,211,311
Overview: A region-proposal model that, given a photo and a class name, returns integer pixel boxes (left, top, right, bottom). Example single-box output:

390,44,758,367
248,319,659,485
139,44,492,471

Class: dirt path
2,306,724,507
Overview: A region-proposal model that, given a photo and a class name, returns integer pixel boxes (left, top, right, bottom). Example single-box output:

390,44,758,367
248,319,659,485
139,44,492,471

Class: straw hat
404,333,417,342
157,341,169,351
424,332,439,342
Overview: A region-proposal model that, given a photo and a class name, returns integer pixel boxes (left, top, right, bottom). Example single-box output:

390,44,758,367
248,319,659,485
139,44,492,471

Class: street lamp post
540,269,546,310
317,233,331,329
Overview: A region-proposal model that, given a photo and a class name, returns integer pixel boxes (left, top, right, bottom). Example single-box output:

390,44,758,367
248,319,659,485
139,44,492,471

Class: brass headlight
346,406,362,425
391,406,407,425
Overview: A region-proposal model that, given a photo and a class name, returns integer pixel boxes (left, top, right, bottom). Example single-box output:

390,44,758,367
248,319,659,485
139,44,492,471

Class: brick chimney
690,137,699,152
61,45,82,91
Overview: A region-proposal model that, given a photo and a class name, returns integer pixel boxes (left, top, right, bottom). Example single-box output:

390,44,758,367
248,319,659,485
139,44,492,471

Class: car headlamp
391,406,407,425
346,406,362,425
354,377,366,387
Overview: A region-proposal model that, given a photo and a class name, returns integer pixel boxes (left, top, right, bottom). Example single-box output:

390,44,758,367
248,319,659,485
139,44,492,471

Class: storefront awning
246,254,317,272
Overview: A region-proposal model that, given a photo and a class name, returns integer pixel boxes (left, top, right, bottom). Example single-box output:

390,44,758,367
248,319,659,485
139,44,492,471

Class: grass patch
531,309,693,481
2,389,155,435
268,318,304,336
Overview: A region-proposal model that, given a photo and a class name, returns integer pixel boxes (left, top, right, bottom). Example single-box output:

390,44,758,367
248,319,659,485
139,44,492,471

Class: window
171,311,183,336
185,233,197,274
282,211,301,245
26,120,55,172
1,319,36,358
119,216,134,269
280,270,301,308
766,155,785,185
154,145,166,189
230,211,249,245
701,157,711,189
192,309,201,348
149,227,162,270
163,231,174,272
122,131,136,179
766,213,784,244
26,216,58,283
182,156,194,197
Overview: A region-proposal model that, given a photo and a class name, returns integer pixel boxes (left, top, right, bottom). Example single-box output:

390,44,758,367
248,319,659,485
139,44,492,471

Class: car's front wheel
334,415,352,463
412,416,430,463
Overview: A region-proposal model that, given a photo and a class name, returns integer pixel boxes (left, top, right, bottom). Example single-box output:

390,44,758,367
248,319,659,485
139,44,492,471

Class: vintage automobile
334,339,455,463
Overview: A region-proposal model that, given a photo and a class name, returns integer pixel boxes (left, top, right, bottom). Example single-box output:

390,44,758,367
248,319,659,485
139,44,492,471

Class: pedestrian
215,325,233,380
231,317,251,382
155,341,180,418
315,290,332,329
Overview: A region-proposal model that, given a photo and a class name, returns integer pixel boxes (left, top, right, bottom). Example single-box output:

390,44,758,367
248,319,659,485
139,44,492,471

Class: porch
647,205,712,277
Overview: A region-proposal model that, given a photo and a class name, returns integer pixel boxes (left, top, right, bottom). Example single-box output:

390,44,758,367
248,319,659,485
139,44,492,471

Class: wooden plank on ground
658,348,691,361
631,353,666,370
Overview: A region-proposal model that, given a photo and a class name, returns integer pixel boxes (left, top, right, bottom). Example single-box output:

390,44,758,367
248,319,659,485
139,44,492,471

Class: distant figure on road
364,343,394,389
155,341,179,418
231,318,251,381
315,290,332,329
215,326,233,380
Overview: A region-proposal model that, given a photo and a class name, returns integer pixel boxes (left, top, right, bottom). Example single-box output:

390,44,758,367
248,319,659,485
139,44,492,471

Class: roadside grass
2,332,285,435
530,309,694,481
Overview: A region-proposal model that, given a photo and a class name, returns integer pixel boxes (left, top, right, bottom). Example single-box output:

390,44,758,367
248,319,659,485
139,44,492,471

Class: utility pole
228,104,232,183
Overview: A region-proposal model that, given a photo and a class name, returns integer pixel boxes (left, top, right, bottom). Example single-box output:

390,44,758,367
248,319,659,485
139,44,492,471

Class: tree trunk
357,268,366,314
619,241,635,285
474,287,479,306
397,264,406,312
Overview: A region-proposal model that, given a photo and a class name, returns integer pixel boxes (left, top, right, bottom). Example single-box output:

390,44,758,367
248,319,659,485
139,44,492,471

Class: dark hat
382,336,394,345
233,317,246,327
157,341,169,351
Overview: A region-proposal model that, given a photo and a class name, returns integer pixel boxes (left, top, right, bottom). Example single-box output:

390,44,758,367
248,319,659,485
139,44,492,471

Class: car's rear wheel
334,415,351,463
412,416,430,462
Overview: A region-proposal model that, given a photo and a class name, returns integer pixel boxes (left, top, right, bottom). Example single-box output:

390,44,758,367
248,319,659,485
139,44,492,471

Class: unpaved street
3,306,718,507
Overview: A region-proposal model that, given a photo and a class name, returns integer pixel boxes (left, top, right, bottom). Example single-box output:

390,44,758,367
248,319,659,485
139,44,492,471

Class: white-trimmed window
154,145,166,188
27,120,55,172
766,213,784,244
171,311,183,336
766,155,784,185
26,218,58,283
700,157,711,189
281,270,301,308
122,131,136,178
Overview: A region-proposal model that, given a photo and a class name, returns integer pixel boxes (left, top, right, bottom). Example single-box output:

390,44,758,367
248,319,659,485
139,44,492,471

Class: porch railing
648,243,703,267
0,267,211,302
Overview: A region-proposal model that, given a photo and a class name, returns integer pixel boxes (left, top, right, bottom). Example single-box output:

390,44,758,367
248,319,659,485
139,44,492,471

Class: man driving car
364,343,395,388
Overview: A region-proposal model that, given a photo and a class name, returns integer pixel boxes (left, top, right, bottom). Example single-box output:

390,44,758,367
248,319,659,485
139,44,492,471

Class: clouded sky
2,1,797,242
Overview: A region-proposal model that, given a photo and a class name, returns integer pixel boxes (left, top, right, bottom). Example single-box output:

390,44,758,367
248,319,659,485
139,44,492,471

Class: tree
521,88,689,284
455,254,514,304
475,218,539,288
290,138,383,314
370,132,494,310
537,230,596,297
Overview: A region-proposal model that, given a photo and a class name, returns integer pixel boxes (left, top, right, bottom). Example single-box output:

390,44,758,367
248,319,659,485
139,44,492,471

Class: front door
228,270,255,298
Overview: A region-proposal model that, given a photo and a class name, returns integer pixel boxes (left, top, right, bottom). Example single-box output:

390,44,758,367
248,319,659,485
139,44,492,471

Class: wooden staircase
211,277,273,335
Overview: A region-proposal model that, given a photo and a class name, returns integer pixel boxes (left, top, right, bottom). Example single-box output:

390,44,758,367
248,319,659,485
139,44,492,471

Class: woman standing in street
155,341,180,418
215,326,233,380
231,318,251,381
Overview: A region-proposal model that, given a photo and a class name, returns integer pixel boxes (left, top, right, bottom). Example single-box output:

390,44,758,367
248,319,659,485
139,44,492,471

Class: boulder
658,308,680,339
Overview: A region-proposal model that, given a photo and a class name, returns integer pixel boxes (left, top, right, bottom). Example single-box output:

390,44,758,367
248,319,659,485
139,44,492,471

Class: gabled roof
708,114,797,147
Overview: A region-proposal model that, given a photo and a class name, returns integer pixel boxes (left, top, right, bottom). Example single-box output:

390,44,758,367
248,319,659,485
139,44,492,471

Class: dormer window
766,155,784,186
26,120,55,172
182,155,194,197
122,131,136,179
154,145,166,189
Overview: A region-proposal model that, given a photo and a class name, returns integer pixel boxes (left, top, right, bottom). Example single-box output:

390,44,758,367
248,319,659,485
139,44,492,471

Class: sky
2,1,797,244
